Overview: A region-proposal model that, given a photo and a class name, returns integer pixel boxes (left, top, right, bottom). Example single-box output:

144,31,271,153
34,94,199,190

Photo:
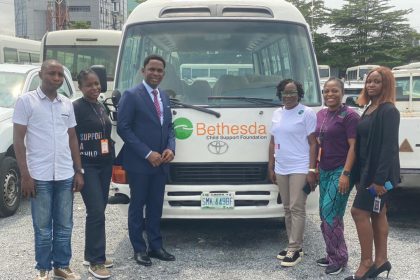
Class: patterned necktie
152,89,162,119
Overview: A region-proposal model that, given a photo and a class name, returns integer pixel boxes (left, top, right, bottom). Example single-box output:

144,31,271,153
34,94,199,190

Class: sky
0,0,419,36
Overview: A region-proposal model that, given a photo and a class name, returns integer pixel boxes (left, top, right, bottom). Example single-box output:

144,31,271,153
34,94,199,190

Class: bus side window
413,80,420,97
18,52,31,64
4,47,18,63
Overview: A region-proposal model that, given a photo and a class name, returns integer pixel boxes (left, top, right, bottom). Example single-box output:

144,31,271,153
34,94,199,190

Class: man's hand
21,174,36,198
73,173,84,192
147,151,162,167
161,149,174,163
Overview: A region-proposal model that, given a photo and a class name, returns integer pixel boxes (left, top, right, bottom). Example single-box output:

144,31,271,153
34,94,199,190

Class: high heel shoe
370,261,392,278
344,265,376,280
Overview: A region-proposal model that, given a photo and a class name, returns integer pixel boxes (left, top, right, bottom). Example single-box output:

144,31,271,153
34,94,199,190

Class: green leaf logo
173,117,193,140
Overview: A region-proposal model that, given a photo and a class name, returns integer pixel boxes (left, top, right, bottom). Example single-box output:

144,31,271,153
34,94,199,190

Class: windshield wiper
170,99,221,118
208,96,280,106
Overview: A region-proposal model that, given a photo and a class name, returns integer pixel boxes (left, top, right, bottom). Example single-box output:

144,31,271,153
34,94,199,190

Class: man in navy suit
117,54,176,266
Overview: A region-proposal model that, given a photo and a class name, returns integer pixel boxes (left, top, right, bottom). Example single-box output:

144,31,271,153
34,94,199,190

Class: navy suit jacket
117,83,175,174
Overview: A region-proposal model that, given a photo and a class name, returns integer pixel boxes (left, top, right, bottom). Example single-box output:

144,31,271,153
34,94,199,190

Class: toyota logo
208,140,229,155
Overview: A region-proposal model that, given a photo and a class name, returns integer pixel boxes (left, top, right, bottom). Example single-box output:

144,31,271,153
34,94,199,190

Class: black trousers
80,163,112,264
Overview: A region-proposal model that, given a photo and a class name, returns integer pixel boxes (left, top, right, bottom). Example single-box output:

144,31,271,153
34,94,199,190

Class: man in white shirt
13,60,84,280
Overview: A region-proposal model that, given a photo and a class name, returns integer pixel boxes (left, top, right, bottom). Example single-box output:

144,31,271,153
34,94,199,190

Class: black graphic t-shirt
73,98,114,165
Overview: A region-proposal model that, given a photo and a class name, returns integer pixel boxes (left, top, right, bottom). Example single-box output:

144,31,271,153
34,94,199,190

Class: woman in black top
345,67,400,280
73,69,114,279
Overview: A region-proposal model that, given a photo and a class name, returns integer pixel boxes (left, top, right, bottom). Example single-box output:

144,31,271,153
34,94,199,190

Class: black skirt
353,187,390,212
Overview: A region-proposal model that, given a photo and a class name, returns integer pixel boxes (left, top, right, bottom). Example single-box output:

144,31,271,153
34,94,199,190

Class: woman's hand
338,175,350,194
371,183,387,196
268,169,276,184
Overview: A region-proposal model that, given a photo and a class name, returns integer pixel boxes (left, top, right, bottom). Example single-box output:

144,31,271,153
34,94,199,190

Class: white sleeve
67,101,77,128
305,108,317,136
269,110,278,135
12,97,29,125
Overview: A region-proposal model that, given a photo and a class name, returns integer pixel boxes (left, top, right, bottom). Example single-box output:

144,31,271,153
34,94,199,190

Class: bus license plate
201,192,234,209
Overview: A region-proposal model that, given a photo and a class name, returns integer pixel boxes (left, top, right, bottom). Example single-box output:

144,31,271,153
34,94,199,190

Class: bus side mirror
345,95,361,108
112,89,121,106
91,65,107,93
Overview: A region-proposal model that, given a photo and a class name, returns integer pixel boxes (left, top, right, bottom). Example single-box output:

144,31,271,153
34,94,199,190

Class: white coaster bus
346,64,380,82
0,35,40,64
318,65,331,84
41,29,121,98
393,68,420,188
110,0,322,218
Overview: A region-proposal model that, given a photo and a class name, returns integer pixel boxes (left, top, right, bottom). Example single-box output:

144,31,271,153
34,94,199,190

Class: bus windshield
117,20,320,107
45,46,118,81
0,72,25,108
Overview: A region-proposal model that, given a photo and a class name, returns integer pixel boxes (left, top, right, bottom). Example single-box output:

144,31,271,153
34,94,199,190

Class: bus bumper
399,169,420,188
109,182,319,219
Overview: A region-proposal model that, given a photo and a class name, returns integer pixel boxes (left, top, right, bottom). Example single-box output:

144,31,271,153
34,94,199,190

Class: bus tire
0,157,21,218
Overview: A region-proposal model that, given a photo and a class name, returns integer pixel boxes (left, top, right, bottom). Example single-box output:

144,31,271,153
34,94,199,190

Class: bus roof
0,35,40,49
127,0,306,25
393,62,420,70
393,68,420,77
346,65,380,72
42,29,121,46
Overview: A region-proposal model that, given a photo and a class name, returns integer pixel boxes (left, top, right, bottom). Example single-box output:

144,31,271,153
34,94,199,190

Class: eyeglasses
280,90,298,97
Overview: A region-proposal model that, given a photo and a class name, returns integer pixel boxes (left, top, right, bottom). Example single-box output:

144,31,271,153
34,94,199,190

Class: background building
14,0,128,40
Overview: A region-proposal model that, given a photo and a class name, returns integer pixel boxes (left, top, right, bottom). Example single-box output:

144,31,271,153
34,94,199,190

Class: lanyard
85,98,107,137
317,106,342,145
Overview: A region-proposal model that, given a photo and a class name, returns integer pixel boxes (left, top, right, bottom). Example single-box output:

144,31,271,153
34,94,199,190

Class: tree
287,0,329,32
286,1,334,66
330,0,415,68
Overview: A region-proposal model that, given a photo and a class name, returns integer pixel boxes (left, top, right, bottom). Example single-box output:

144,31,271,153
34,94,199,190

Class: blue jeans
31,177,74,270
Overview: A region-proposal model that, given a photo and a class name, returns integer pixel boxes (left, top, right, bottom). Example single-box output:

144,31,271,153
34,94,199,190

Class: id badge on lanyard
373,196,381,213
101,139,109,154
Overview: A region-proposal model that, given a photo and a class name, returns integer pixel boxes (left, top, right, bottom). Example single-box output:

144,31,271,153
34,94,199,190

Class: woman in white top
268,79,317,267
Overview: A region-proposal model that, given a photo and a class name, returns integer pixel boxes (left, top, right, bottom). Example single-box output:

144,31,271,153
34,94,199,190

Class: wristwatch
75,168,85,175
342,170,351,177
308,168,316,173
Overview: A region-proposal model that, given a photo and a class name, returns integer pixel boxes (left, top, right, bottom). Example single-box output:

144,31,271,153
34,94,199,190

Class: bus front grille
168,163,269,184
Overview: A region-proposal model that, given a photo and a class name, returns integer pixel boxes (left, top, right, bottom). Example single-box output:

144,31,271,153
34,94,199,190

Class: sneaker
53,267,81,280
316,257,329,267
277,248,303,260
89,264,111,279
325,264,343,275
83,259,114,268
280,250,302,267
35,270,49,280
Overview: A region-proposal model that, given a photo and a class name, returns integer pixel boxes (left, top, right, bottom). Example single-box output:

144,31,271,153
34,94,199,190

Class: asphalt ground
1,188,419,280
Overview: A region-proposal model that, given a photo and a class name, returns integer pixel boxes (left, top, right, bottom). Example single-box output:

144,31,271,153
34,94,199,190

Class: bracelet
308,168,316,173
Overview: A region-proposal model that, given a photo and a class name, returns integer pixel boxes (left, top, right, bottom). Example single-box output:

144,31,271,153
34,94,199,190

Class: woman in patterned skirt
313,77,360,275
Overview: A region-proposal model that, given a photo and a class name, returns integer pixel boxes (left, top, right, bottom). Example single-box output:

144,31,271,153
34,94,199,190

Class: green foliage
69,21,91,29
330,0,415,67
287,0,419,71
